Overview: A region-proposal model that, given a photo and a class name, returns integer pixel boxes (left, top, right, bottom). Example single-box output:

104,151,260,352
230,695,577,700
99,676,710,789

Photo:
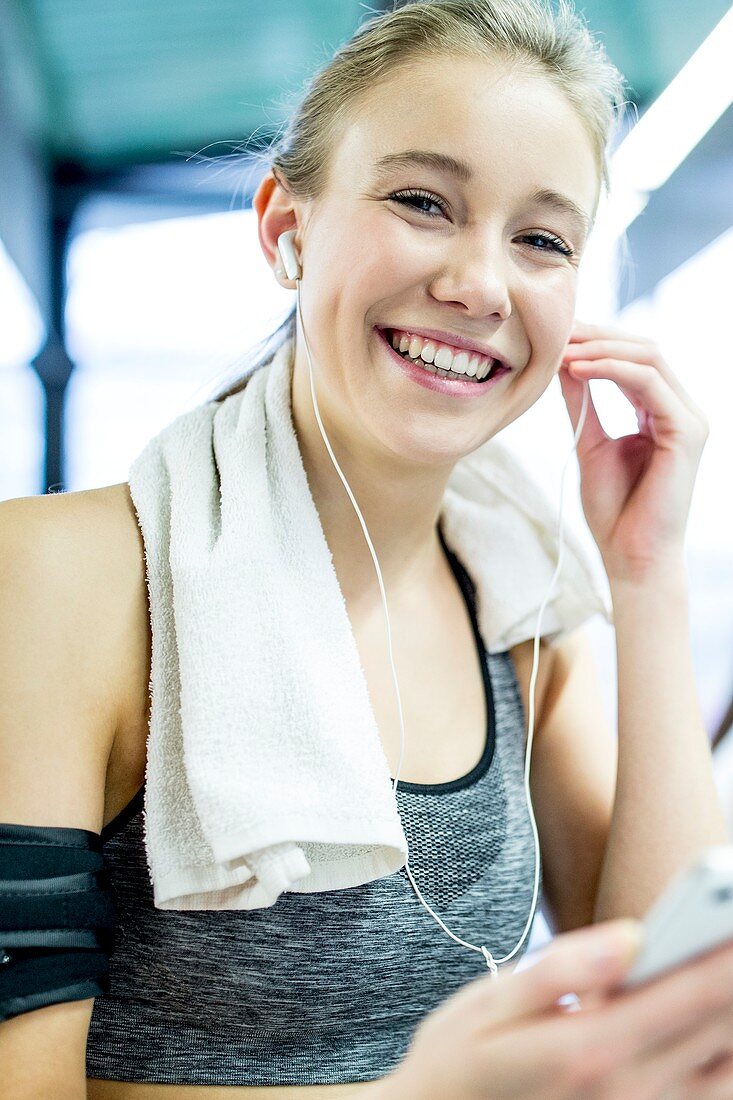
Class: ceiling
2,0,731,170
0,0,730,321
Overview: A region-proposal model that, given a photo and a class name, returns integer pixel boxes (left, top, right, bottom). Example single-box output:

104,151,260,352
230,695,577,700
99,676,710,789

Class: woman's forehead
357,52,553,119
345,57,592,161
333,64,598,224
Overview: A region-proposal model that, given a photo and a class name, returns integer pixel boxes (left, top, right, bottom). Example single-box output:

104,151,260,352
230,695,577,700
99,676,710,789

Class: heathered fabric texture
86,546,542,1086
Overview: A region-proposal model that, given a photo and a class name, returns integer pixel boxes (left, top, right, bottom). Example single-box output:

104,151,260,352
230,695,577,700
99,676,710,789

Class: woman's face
288,54,600,470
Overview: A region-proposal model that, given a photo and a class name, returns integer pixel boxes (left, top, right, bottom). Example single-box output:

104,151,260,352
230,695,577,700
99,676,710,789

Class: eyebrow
373,149,593,237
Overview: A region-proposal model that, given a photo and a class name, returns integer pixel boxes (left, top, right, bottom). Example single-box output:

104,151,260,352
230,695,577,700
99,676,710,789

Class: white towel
127,333,613,910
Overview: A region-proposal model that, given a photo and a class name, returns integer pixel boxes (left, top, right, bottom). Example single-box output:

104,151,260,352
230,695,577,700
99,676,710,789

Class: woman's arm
556,318,727,923
593,561,729,923
514,626,617,933
515,562,729,932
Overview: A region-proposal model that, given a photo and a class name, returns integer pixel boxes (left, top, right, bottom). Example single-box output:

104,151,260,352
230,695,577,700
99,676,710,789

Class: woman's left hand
558,319,710,584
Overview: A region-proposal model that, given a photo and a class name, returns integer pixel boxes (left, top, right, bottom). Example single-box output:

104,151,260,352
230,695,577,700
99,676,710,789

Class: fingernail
594,920,644,969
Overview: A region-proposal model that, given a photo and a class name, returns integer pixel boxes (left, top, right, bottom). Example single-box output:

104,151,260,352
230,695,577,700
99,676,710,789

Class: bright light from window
63,206,294,490
0,239,45,369
65,208,291,366
0,239,46,499
618,225,733,556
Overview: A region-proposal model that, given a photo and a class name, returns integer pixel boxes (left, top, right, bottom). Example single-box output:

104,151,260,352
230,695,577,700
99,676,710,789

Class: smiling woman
14,0,706,1098
76,3,632,1093
8,0,728,1093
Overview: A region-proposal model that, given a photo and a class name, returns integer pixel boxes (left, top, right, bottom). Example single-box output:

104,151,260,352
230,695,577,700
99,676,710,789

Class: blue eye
521,232,574,257
388,189,575,257
389,189,448,218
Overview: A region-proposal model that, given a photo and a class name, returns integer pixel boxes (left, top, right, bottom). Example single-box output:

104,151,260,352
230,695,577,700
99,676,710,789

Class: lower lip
375,327,510,398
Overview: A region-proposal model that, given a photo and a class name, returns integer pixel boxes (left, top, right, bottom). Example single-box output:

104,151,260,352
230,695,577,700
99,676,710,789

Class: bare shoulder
0,484,151,819
1,481,146,623
1,481,141,563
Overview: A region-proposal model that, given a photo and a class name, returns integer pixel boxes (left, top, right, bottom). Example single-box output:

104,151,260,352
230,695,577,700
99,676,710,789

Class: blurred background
0,0,732,952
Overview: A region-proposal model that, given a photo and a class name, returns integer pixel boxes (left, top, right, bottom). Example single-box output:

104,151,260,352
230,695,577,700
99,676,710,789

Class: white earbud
277,229,301,282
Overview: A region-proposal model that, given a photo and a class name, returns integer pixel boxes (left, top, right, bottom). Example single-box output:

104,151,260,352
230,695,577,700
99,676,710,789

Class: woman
2,1,732,1097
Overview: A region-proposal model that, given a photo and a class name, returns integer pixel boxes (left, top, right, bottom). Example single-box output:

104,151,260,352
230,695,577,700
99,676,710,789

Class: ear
253,170,301,288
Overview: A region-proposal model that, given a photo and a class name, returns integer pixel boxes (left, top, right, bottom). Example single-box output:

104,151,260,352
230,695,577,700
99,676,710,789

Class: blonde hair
207,0,628,403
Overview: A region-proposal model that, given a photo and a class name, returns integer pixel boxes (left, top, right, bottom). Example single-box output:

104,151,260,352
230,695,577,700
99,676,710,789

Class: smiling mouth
393,345,504,383
381,328,508,384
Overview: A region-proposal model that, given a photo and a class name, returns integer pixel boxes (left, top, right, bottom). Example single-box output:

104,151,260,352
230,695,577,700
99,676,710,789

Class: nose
427,233,512,321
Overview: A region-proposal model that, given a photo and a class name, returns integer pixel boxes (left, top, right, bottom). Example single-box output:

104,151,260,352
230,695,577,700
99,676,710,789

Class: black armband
0,821,118,1022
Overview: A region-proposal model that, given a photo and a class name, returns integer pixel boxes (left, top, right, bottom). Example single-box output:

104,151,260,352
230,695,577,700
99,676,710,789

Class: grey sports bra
86,534,542,1086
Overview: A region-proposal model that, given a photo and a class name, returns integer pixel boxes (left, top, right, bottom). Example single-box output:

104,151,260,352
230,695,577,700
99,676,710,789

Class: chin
367,415,493,470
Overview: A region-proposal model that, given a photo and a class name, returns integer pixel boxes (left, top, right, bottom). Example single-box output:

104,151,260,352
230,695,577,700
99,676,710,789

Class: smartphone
619,845,733,990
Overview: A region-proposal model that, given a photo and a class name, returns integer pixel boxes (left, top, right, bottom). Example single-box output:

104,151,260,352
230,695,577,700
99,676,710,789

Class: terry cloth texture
125,333,611,911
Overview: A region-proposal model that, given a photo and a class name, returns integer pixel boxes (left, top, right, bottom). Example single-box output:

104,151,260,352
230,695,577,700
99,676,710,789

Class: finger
564,999,733,1099
565,335,708,426
458,919,644,1029
620,1004,733,1099
548,947,733,1099
565,340,653,364
585,937,733,1070
557,363,608,455
563,357,694,443
568,320,654,346
686,1051,733,1099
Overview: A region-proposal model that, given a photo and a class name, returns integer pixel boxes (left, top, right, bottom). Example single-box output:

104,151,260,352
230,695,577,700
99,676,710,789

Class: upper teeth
389,329,496,379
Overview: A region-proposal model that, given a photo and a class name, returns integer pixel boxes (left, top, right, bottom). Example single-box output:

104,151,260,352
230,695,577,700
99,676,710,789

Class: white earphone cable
294,272,589,976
